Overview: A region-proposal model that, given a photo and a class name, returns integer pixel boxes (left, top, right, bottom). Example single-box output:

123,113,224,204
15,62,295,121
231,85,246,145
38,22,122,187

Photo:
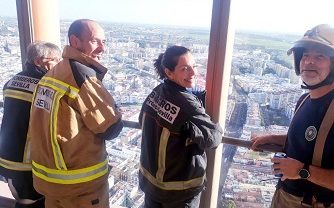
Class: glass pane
219,0,334,207
58,1,213,207
0,0,21,126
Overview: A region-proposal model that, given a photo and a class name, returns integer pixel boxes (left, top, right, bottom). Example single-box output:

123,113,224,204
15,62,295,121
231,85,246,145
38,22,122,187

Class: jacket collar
24,62,47,75
164,79,187,91
62,45,108,76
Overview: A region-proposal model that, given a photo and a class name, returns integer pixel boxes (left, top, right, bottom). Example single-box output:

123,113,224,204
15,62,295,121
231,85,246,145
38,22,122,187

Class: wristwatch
298,164,310,179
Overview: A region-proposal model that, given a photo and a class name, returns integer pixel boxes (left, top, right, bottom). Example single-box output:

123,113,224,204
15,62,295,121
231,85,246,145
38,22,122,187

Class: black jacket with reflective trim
139,79,223,203
0,63,46,180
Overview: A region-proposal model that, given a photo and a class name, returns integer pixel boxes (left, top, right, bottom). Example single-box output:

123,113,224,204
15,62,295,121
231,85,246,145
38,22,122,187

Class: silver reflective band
38,77,79,99
4,89,33,102
32,159,108,184
140,165,205,191
0,157,31,171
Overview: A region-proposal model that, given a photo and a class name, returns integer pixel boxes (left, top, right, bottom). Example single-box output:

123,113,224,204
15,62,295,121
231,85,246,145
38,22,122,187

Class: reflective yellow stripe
32,159,108,184
156,127,170,181
37,77,79,170
0,157,31,171
39,77,79,99
4,89,33,102
23,139,31,164
50,91,67,170
140,165,205,190
3,89,33,164
140,122,204,190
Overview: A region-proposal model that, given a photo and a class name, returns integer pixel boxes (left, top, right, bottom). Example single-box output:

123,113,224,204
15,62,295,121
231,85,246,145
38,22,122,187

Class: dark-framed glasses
42,57,61,63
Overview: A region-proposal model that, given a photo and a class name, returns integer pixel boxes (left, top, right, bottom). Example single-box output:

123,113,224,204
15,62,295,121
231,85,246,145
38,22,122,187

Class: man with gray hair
25,41,61,72
0,41,61,208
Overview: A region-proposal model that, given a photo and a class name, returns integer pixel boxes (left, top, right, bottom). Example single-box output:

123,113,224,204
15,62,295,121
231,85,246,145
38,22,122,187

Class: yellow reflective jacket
28,46,122,197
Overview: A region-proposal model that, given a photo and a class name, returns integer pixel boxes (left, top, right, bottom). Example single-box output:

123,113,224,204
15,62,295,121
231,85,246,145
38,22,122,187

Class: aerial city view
0,16,304,208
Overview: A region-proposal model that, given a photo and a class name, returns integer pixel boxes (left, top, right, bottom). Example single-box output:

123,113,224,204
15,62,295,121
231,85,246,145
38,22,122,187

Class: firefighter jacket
0,63,46,180
28,46,123,197
138,79,223,203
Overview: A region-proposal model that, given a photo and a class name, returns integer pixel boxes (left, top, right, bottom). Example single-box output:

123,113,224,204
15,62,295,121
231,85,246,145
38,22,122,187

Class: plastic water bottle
273,152,287,177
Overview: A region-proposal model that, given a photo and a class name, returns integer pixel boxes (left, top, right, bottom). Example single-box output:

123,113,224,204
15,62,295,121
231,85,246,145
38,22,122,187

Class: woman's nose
190,67,197,76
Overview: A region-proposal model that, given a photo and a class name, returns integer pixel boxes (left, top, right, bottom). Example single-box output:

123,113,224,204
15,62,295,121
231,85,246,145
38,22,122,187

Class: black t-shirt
283,91,334,202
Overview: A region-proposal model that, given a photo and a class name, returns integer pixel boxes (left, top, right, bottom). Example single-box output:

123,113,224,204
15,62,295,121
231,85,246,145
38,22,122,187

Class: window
0,0,21,125
219,0,334,207
58,1,213,207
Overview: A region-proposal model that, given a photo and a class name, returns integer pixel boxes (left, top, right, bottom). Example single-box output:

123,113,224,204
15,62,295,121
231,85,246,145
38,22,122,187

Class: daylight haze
1,0,334,34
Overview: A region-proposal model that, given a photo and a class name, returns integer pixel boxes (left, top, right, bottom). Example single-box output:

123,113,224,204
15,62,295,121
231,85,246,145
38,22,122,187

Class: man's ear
69,35,80,47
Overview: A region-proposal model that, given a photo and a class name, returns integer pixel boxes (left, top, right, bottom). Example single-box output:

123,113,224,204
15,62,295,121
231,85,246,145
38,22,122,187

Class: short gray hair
25,41,61,65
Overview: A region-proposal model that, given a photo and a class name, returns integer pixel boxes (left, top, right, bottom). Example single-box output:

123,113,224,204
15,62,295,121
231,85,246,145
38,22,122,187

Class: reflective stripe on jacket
139,79,222,202
0,64,45,179
29,46,122,197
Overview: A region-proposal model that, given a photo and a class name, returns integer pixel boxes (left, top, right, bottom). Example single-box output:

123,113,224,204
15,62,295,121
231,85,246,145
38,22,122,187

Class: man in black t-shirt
251,24,334,207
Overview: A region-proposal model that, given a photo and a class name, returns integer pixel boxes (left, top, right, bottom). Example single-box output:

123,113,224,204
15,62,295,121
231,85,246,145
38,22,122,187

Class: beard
301,67,329,86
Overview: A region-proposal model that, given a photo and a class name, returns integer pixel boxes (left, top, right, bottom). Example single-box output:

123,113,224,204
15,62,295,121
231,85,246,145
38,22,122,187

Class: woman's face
165,52,197,88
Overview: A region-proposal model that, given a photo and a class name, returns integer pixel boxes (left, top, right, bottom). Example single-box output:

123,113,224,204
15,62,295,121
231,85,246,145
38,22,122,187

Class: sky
1,0,334,35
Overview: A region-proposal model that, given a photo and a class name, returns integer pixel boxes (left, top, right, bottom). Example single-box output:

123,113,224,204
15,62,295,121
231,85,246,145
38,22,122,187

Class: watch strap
303,164,309,171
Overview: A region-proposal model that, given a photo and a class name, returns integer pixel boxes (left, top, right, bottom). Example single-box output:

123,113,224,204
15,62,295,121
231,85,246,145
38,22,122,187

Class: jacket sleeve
191,89,206,108
76,78,123,140
183,94,223,149
97,118,123,140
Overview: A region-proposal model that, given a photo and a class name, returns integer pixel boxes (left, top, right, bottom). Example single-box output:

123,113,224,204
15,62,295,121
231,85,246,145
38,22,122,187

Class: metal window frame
200,0,235,207
16,0,34,66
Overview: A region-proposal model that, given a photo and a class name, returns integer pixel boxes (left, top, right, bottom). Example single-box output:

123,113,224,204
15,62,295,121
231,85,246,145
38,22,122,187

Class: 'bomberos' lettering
7,75,39,93
146,90,180,124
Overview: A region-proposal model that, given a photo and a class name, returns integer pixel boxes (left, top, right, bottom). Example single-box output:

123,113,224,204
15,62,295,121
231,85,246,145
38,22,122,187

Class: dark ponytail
153,45,190,80
154,53,166,79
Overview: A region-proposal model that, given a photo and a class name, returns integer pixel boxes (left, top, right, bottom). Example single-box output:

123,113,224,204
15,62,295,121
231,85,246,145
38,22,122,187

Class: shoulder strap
312,99,334,166
294,94,310,115
283,94,310,152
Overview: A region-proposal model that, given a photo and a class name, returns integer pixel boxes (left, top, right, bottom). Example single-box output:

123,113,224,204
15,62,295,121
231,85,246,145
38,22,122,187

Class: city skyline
1,0,334,34
0,14,305,208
